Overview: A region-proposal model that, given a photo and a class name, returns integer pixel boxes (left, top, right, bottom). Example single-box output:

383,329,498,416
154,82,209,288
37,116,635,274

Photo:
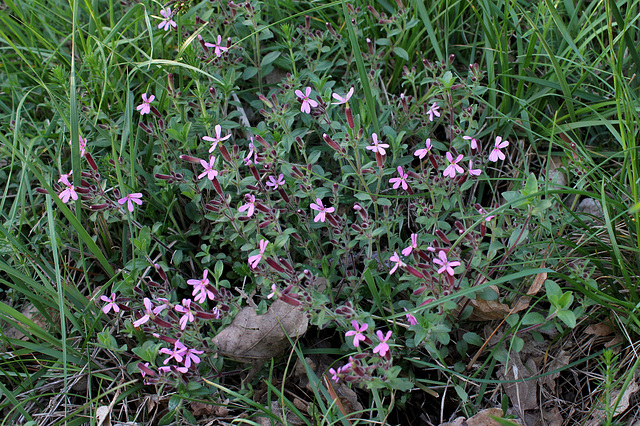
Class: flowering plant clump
37,2,574,422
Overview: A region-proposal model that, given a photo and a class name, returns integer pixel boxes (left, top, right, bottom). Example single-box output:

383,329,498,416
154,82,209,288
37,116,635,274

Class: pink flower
204,35,229,57
389,251,406,275
266,174,285,189
100,293,120,314
389,166,409,190
463,135,479,150
443,152,464,178
203,125,232,152
58,170,72,187
238,194,256,217
187,270,215,303
310,198,335,223
157,7,177,31
427,102,440,121
198,156,219,180
373,330,392,357
174,299,195,330
433,250,460,276
488,136,509,162
404,308,418,326
294,87,319,114
328,367,340,383
248,239,268,269
244,140,258,165
68,136,87,157
59,184,78,204
402,233,418,256
160,340,187,364
468,160,482,176
118,193,143,212
331,87,354,105
153,298,170,315
183,347,204,368
414,139,433,159
136,93,155,115
267,284,278,299
345,320,368,347
133,298,154,328
366,133,390,155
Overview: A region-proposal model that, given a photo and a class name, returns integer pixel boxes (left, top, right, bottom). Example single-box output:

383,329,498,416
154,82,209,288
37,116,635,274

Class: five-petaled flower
238,194,256,217
373,330,392,357
463,135,479,150
244,140,257,165
68,136,87,157
389,166,409,190
389,251,406,275
101,293,120,314
183,346,204,368
345,320,368,347
427,102,441,122
310,198,335,223
402,233,418,256
198,156,219,180
174,299,195,330
266,174,285,190
443,152,464,178
248,239,268,269
204,35,229,57
468,160,482,176
157,7,177,31
203,125,232,152
59,183,78,204
187,270,215,303
137,93,155,115
433,250,461,276
331,87,354,105
404,308,418,326
160,340,187,364
294,87,318,114
366,133,390,156
414,138,433,159
118,193,143,213
488,136,509,162
133,298,154,328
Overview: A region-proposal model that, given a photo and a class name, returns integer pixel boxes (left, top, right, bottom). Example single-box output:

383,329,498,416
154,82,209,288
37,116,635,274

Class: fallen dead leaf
213,299,308,363
190,401,230,417
498,353,538,414
541,350,570,392
586,378,639,426
96,405,111,426
584,323,614,337
440,408,523,426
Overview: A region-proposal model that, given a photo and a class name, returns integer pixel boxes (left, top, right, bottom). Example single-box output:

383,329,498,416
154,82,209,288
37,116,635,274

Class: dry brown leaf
527,268,546,295
190,401,230,417
584,323,614,337
96,405,112,426
586,379,639,426
440,408,522,426
541,351,570,391
498,353,538,413
212,299,308,363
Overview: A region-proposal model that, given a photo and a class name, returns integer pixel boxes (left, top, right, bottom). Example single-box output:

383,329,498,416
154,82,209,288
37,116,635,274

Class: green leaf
545,279,562,299
521,312,545,325
508,227,529,248
393,47,409,61
557,310,576,328
511,336,524,353
261,51,281,67
522,172,538,196
463,332,483,346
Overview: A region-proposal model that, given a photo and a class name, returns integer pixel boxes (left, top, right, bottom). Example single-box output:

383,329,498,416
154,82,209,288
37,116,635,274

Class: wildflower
414,138,433,159
266,174,285,189
488,136,509,162
331,87,354,105
244,139,258,165
389,166,409,190
118,193,143,213
345,320,368,347
133,297,154,327
427,102,440,122
248,239,268,269
187,270,215,303
373,330,392,357
463,135,478,150
238,194,256,217
433,250,460,276
138,362,154,378
136,93,155,115
204,35,229,57
389,251,406,274
158,365,188,374
160,340,187,364
294,87,318,114
267,284,277,299
174,299,195,330
183,347,204,368
58,170,72,187
157,7,177,31
328,367,340,383
402,233,418,256
443,152,464,178
198,156,219,180
366,133,390,156
153,297,170,315
59,184,78,204
68,136,87,157
310,198,335,223
404,308,418,326
100,293,120,314
468,160,482,176
203,125,232,152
